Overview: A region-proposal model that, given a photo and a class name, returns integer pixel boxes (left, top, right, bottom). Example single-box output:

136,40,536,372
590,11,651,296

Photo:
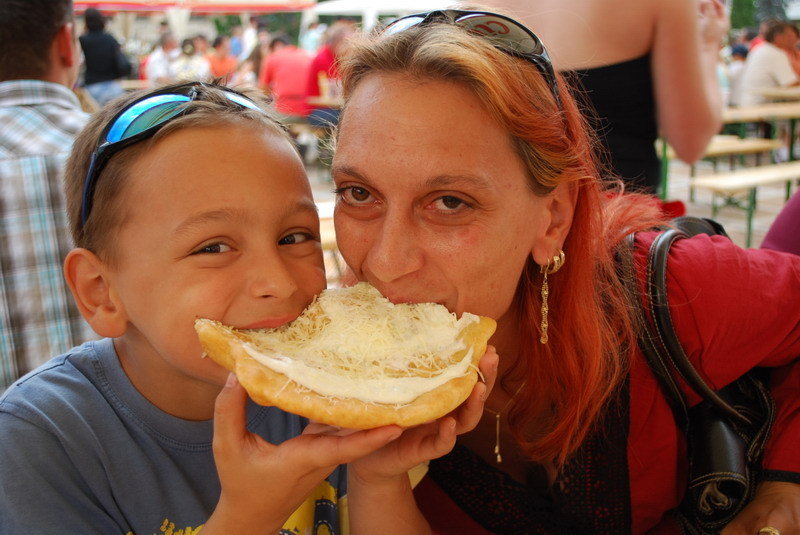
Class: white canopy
306,0,455,31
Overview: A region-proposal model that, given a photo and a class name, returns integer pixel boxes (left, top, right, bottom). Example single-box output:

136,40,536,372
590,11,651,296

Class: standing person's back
79,8,130,105
259,35,312,117
0,0,94,390
483,0,728,194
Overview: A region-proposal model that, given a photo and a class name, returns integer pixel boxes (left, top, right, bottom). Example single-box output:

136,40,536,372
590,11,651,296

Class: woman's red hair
338,21,667,469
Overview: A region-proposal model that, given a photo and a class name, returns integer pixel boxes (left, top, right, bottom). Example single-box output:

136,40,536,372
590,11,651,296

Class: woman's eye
279,232,314,245
335,186,373,204
433,195,468,211
192,242,232,255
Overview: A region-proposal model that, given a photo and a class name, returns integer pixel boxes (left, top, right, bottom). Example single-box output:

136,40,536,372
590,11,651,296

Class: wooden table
722,102,800,124
659,135,785,201
722,102,800,161
754,86,800,102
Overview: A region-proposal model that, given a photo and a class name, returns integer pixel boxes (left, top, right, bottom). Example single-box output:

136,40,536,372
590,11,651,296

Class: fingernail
225,373,237,387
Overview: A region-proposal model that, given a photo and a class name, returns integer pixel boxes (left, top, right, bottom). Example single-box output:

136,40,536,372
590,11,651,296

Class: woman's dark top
79,31,130,85
415,379,632,534
572,54,660,194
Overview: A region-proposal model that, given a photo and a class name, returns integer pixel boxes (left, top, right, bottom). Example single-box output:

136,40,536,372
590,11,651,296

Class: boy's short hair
64,83,291,265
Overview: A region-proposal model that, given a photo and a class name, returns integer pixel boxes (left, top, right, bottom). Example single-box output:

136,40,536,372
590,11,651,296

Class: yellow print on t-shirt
127,479,345,535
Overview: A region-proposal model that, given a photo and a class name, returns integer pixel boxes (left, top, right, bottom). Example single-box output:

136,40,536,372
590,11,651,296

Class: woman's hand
347,345,499,485
720,481,800,535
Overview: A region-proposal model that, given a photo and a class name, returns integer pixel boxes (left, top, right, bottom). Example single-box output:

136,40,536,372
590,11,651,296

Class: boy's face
105,124,326,416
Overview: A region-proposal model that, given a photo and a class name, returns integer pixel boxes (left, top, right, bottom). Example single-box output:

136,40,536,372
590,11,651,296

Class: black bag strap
646,226,752,426
621,217,751,428
619,234,689,429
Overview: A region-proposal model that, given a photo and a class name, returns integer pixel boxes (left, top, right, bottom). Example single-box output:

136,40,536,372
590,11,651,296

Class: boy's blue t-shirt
0,338,347,534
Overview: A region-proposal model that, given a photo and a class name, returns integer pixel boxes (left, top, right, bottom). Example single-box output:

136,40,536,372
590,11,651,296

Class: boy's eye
335,186,373,204
192,242,232,255
279,232,314,245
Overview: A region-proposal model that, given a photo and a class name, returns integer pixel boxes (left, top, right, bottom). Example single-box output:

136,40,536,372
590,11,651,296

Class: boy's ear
531,182,577,265
64,249,127,338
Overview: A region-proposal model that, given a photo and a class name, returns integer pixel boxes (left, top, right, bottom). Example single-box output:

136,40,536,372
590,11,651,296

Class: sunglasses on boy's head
80,82,264,229
384,9,561,108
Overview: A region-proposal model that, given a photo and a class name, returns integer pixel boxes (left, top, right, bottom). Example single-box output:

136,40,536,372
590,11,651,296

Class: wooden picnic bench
660,135,784,200
691,160,800,246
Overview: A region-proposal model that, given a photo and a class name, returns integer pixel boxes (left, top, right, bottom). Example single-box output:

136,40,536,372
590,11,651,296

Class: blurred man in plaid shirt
0,0,95,390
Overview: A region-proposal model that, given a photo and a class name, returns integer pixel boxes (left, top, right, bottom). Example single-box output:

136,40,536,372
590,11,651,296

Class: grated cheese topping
241,282,480,404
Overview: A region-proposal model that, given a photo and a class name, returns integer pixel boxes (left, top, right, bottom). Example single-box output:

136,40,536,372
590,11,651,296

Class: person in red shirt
259,35,312,118
207,35,238,81
306,22,354,128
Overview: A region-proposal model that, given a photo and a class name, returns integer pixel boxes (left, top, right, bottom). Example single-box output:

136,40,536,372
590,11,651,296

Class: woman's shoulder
634,228,800,279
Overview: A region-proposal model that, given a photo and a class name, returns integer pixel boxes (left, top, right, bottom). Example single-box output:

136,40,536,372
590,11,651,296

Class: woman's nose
362,213,424,283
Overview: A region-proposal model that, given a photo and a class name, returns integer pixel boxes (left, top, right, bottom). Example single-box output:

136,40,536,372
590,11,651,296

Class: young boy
0,83,491,534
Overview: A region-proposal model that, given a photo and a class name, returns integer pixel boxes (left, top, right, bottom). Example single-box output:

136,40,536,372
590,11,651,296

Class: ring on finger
758,527,781,535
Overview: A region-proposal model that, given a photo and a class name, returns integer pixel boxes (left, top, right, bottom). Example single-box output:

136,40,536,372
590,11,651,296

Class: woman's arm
652,0,728,163
347,348,499,534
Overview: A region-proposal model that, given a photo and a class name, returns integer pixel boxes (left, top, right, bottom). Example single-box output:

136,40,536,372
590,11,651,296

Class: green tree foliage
731,0,757,29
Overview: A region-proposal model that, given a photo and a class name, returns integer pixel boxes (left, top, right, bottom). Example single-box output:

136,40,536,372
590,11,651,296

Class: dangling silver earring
539,249,565,344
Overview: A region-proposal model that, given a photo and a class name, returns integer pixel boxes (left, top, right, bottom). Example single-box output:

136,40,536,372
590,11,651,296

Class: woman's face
332,73,572,319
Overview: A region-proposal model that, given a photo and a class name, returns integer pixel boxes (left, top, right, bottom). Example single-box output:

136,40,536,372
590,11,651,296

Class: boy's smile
100,123,326,420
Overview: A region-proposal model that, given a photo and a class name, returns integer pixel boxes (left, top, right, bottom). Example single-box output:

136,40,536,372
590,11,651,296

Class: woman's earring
539,249,565,344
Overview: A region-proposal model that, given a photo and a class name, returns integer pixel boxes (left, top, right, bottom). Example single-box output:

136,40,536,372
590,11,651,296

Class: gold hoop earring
539,249,565,344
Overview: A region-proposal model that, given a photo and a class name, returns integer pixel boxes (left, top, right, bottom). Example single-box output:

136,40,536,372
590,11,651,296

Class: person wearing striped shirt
0,0,95,390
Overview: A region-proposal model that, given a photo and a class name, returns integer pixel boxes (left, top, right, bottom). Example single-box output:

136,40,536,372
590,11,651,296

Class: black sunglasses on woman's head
384,9,561,108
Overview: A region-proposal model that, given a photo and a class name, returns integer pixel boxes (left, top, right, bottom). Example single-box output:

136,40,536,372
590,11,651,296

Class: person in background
739,20,800,107
171,38,211,83
330,8,800,533
208,35,238,81
259,34,312,118
762,189,800,255
300,21,327,53
483,0,728,195
0,0,94,390
306,22,355,129
749,18,780,51
145,31,178,86
230,39,267,87
158,20,170,37
229,25,244,59
241,16,260,61
79,7,130,106
727,43,749,106
194,33,210,57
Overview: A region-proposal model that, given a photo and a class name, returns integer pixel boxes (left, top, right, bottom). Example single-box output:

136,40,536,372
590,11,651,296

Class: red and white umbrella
73,0,313,13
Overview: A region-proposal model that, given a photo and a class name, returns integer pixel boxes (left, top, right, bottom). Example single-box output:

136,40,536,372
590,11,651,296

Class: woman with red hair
333,9,800,534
